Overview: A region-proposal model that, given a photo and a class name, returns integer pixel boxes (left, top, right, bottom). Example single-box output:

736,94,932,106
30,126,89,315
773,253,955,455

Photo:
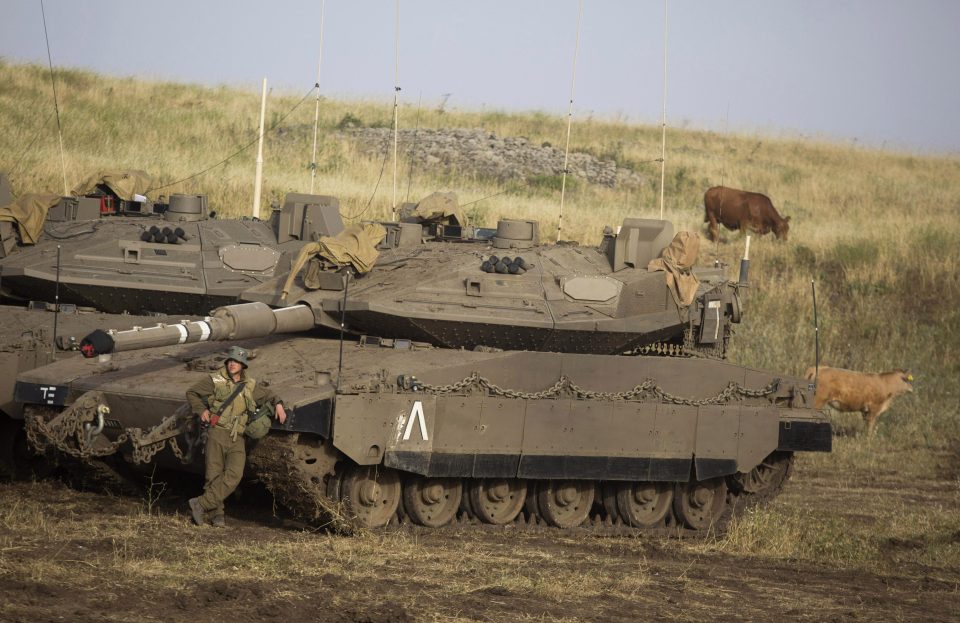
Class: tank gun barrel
79,302,315,358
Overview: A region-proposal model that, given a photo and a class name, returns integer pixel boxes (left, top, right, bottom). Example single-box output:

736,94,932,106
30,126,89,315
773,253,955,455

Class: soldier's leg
219,435,247,512
198,427,234,512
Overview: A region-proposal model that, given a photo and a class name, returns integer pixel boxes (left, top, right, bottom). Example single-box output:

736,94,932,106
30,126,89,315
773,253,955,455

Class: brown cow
803,365,914,434
703,186,791,242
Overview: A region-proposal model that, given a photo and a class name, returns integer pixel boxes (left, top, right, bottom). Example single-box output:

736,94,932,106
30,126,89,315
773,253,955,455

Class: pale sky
2,0,958,153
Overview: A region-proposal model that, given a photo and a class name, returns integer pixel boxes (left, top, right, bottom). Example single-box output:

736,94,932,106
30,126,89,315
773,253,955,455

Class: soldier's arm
252,382,280,408
185,375,215,417
253,383,286,423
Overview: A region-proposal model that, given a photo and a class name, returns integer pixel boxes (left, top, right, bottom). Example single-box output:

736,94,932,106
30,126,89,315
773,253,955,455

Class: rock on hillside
344,128,644,188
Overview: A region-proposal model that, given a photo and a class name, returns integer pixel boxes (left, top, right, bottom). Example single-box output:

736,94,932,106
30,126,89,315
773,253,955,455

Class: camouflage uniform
186,362,281,524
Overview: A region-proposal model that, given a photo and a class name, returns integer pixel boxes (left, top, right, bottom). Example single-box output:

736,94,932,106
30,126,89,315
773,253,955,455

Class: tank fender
332,394,436,466
694,405,780,480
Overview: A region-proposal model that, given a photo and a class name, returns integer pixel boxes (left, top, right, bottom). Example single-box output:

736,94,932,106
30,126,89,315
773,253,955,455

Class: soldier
185,345,286,527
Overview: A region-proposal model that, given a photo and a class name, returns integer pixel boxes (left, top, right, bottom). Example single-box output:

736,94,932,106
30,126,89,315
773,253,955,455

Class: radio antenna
811,279,820,384
557,0,584,241
252,77,268,219
391,0,402,217
336,270,352,393
40,0,68,195
658,0,669,220
309,0,327,194
53,244,61,361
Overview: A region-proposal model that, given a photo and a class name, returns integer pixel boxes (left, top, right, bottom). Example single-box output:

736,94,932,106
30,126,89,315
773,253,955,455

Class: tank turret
0,170,343,315
237,204,745,357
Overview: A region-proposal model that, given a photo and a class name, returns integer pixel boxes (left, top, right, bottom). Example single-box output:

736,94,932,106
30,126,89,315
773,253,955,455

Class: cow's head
774,216,791,241
895,369,915,393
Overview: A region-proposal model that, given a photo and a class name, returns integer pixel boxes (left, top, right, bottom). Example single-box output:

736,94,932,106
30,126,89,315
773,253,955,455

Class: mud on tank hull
14,336,831,532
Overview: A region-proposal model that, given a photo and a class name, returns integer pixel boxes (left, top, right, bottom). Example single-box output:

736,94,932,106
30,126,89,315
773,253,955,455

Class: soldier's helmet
224,345,250,368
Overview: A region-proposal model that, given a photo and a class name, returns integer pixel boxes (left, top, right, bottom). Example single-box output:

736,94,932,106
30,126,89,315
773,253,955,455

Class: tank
229,202,746,356
14,301,831,532
0,305,200,478
0,170,344,315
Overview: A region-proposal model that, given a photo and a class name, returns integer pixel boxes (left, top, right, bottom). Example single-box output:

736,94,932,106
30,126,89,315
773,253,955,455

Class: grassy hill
2,60,959,574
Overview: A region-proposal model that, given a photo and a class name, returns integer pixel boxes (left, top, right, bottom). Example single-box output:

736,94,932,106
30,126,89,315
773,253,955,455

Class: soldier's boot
188,497,206,526
210,514,226,528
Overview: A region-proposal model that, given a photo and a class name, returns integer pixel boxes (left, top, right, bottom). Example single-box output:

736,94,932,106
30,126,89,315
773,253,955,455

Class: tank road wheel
734,451,795,497
536,480,595,528
469,479,527,525
341,465,402,528
615,481,673,528
402,477,463,527
673,477,728,531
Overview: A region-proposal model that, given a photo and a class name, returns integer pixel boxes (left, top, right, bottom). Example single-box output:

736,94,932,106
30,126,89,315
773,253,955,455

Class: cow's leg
863,407,878,435
707,214,719,242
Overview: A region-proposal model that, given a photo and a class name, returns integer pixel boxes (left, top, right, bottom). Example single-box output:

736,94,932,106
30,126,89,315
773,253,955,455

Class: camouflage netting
71,170,154,201
648,231,701,307
0,193,62,244
282,222,388,298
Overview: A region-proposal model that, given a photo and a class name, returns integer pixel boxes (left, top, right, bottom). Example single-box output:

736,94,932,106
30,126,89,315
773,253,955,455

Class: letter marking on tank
39,386,56,404
402,400,429,441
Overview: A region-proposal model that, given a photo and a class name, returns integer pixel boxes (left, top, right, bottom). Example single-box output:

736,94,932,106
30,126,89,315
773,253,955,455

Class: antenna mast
558,0,584,240
40,0,68,195
252,77,268,219
392,0,401,216
309,0,327,194
658,0,669,220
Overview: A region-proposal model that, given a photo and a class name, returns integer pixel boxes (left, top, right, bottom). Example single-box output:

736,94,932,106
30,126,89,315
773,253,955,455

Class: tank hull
14,335,830,530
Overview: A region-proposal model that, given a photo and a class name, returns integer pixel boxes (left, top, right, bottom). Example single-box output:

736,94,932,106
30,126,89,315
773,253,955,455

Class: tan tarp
282,222,388,298
409,192,468,227
71,170,154,201
647,231,701,307
0,193,61,244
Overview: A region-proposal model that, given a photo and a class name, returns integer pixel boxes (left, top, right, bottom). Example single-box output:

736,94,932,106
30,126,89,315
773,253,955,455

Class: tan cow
803,365,914,434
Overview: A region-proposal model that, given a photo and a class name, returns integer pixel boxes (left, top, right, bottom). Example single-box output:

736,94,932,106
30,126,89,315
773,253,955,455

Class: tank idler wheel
673,477,728,531
402,477,462,527
341,465,401,528
616,481,673,528
738,451,794,496
536,480,595,528
469,478,527,525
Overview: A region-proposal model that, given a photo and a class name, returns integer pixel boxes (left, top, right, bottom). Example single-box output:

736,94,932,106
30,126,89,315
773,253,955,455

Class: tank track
250,433,795,535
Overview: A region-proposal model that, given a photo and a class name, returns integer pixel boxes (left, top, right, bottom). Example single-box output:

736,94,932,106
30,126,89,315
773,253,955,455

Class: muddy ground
0,455,957,623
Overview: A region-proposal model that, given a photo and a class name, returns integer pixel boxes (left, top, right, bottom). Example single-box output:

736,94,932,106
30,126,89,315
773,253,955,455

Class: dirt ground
0,456,957,623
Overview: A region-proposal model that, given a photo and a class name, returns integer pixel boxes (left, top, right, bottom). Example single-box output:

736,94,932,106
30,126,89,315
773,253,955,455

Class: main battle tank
15,299,831,532
0,170,343,315
79,189,742,357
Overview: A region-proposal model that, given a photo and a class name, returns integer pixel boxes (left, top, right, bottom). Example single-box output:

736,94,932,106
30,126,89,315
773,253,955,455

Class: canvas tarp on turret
71,170,154,201
647,231,701,307
282,222,388,298
0,193,61,244
406,192,468,227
